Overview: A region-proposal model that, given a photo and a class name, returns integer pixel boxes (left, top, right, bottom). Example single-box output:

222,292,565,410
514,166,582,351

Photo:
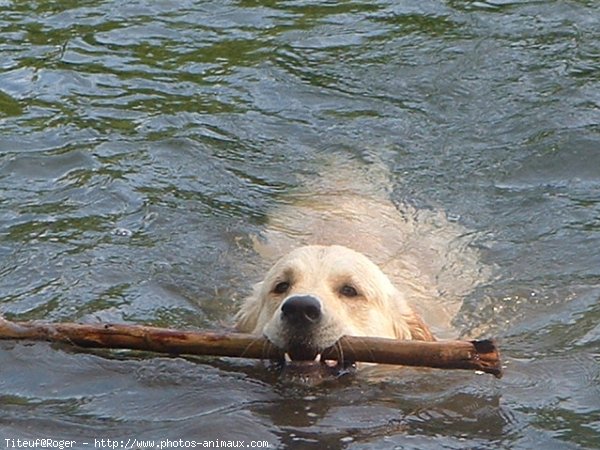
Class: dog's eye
272,281,290,294
339,284,359,298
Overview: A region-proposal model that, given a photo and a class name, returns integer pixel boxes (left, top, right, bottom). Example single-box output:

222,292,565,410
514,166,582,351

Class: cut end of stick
470,339,503,379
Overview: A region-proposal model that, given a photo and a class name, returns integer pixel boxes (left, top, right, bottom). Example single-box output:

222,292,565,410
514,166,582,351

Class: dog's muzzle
270,295,356,383
281,294,322,326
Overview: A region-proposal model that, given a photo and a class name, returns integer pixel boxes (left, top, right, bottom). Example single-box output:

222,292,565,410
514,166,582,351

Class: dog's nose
281,295,322,325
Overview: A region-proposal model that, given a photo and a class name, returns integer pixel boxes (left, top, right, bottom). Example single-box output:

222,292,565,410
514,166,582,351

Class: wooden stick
0,317,502,378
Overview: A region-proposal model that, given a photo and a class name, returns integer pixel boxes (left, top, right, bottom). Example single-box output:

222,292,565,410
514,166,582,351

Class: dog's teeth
284,353,292,362
314,353,322,362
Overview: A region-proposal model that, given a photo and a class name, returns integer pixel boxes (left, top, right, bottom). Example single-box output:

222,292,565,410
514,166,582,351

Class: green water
1,1,599,449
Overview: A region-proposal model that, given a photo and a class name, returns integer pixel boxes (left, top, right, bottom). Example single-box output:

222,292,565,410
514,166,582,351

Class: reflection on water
1,1,599,449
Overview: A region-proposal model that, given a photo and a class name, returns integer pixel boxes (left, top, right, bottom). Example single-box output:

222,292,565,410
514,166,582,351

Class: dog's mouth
277,344,356,384
285,345,324,362
285,349,340,368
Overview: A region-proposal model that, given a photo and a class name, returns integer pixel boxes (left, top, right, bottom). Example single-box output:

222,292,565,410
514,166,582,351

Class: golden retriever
234,156,486,370
236,244,434,363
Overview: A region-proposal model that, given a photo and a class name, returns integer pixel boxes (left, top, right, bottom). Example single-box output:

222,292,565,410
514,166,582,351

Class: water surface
1,1,599,449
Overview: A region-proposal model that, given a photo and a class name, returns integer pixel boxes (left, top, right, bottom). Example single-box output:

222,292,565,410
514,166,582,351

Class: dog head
236,245,434,362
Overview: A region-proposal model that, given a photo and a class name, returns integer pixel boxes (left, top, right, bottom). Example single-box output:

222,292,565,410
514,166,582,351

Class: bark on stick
0,317,502,378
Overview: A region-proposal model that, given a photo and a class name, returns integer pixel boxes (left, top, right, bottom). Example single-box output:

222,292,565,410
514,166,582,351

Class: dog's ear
393,310,436,341
403,311,436,341
234,282,263,333
389,288,436,341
